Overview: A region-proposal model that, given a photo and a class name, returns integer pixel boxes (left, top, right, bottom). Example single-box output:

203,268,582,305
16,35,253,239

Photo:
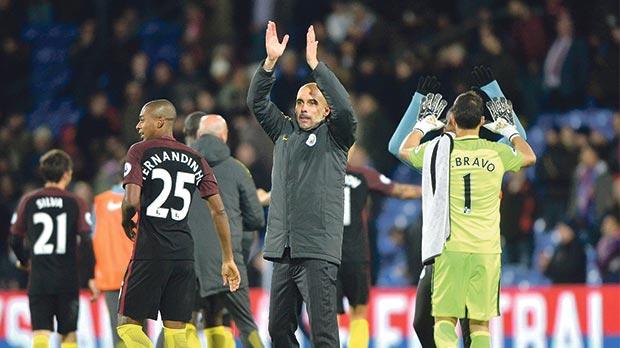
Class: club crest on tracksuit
306,134,317,147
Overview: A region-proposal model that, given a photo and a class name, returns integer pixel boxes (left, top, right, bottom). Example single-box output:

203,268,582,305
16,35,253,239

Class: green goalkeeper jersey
409,135,523,254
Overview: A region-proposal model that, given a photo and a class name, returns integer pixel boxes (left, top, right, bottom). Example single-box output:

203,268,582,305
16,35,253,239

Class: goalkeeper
389,68,536,347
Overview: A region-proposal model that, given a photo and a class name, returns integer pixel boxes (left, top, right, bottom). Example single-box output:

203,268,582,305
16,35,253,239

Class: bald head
197,114,229,143
142,99,177,121
295,83,330,130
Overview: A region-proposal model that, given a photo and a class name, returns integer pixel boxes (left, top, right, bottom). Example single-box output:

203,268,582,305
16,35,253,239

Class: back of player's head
143,99,176,121
184,111,207,140
449,91,484,130
39,149,72,183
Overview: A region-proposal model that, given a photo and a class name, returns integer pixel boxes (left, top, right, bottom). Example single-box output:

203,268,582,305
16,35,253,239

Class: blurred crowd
0,0,618,289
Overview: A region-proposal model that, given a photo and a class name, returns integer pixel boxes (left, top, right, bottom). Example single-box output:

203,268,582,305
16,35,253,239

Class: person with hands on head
247,21,357,347
118,99,240,348
393,87,535,347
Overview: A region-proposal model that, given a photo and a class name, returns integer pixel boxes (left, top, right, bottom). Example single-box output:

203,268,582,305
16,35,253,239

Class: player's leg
342,262,370,348
413,264,436,347
268,260,302,347
468,320,490,348
56,293,79,348
432,251,469,348
117,260,163,347
184,290,202,348
294,258,339,347
464,253,500,348
434,317,458,348
221,311,235,348
29,294,54,348
204,293,229,348
160,260,197,348
104,290,126,348
224,287,264,347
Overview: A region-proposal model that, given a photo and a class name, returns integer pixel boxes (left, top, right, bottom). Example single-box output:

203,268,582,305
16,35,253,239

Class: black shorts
29,292,79,335
336,261,370,314
118,260,196,322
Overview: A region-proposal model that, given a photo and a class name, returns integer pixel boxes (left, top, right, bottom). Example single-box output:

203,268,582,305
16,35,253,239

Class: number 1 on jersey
463,173,471,214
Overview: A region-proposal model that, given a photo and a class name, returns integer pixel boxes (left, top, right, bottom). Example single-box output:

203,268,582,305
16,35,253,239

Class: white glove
413,93,448,135
483,97,519,141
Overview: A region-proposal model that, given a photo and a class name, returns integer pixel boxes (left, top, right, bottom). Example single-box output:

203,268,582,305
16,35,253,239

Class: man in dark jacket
539,220,587,284
246,21,357,347
183,112,265,347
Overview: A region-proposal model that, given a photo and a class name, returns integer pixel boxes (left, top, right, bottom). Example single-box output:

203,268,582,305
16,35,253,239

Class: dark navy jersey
342,165,394,262
123,136,219,260
10,187,91,295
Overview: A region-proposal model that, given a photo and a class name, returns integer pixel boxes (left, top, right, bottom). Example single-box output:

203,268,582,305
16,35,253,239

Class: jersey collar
456,135,479,140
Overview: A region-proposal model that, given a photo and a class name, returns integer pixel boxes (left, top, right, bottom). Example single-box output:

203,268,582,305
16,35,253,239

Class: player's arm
9,196,30,270
511,136,536,167
389,76,446,165
247,21,290,142
484,97,536,168
389,183,422,199
121,183,141,241
206,193,241,292
471,65,527,143
9,234,29,270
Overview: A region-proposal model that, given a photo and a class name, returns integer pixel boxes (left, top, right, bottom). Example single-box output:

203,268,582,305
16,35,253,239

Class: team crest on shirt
306,134,317,147
124,162,132,177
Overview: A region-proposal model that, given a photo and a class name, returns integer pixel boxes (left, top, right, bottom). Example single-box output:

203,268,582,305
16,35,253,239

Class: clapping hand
306,25,319,70
264,21,289,70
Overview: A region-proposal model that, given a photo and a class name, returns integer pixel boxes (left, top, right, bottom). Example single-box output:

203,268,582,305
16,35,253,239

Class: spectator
500,171,536,267
567,143,614,242
535,126,578,227
75,92,119,180
596,213,620,283
542,11,588,111
539,220,587,284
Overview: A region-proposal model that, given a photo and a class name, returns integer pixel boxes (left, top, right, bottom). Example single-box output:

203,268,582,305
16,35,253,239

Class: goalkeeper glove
413,93,448,135
483,97,520,141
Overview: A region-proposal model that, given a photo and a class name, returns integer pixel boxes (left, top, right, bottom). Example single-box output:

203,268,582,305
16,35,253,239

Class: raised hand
265,21,289,69
416,76,441,95
483,97,519,140
471,65,495,87
413,93,448,135
306,25,319,70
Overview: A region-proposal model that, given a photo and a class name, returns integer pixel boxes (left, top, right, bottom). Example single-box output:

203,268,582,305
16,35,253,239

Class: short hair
449,91,484,129
184,111,207,138
143,99,176,120
39,149,72,183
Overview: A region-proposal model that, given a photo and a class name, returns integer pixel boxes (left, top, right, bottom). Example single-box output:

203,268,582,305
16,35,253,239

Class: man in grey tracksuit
246,22,357,347
186,112,265,347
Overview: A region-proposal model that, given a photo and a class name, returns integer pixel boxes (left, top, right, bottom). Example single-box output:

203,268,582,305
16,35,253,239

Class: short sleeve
198,157,219,198
408,142,430,169
76,197,92,235
10,195,29,236
123,144,143,187
496,143,524,172
362,167,394,195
